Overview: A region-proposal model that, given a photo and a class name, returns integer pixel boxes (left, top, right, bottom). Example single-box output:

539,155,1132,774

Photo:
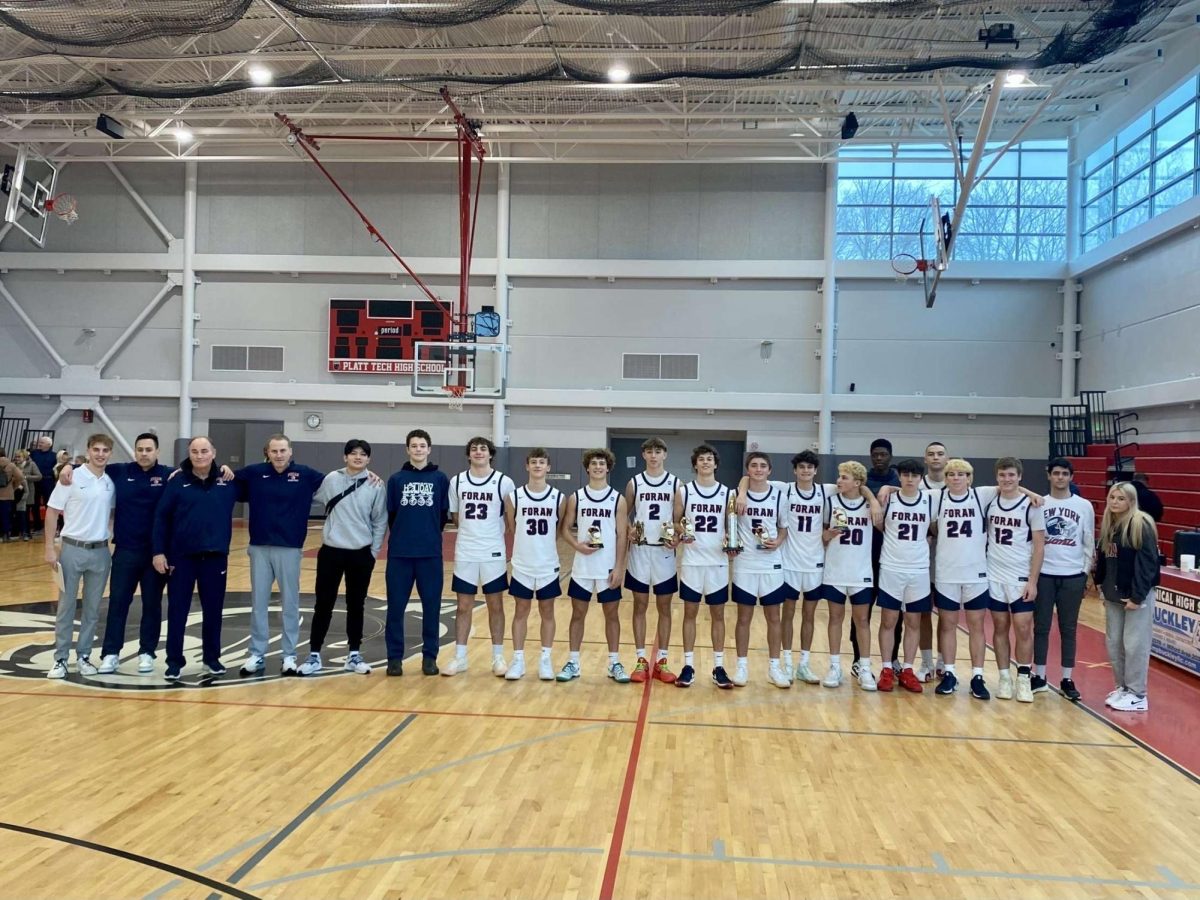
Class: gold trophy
752,524,769,549
660,521,677,546
631,521,646,546
724,512,743,554
831,508,849,532
680,516,696,544
588,524,605,549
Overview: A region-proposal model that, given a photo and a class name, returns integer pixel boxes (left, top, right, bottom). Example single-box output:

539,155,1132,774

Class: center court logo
0,592,468,691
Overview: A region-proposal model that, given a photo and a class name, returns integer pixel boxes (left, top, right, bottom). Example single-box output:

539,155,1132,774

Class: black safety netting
0,0,1177,102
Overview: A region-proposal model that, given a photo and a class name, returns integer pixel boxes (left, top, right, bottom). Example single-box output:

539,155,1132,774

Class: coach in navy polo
153,436,238,681
236,433,326,677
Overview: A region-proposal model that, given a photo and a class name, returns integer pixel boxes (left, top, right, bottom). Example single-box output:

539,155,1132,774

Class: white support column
90,402,136,459
817,160,838,453
104,162,176,245
492,158,510,447
0,278,68,370
178,161,198,438
94,276,178,374
1060,279,1080,400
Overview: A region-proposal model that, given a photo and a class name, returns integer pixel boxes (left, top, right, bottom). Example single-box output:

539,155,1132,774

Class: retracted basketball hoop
43,193,78,225
893,196,952,307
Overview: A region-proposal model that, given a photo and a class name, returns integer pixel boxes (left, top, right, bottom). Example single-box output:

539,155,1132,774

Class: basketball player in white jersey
443,437,516,677
779,451,831,685
673,444,736,689
559,448,630,683
624,437,679,684
986,457,1045,703
732,452,790,688
874,458,934,692
505,448,564,681
821,461,882,690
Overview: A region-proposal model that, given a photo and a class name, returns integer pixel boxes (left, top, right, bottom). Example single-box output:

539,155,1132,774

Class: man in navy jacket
385,428,450,676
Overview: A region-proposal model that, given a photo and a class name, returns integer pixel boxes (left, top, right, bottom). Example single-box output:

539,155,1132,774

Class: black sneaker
387,659,403,677
935,671,958,695
1060,678,1081,701
164,667,182,682
421,657,439,676
970,674,991,700
712,666,734,689
675,664,695,688
1030,674,1049,694
850,660,861,679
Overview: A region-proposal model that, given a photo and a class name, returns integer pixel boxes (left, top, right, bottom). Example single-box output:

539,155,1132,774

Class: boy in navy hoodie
385,429,450,676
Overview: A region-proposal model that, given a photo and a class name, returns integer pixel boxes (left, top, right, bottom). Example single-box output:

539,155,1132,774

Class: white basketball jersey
680,481,732,567
987,494,1045,584
933,486,997,583
511,486,562,577
449,469,515,562
921,475,947,491
780,482,828,573
735,484,784,574
880,491,934,573
629,471,679,545
573,485,620,579
822,493,874,588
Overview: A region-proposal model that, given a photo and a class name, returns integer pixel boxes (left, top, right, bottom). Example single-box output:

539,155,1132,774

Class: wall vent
622,353,699,381
211,345,285,372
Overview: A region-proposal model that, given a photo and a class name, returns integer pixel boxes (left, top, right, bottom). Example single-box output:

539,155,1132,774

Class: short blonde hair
944,458,974,476
838,461,867,484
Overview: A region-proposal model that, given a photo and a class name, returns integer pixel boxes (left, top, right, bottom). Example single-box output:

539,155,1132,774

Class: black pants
101,547,167,657
1034,573,1087,669
165,552,228,670
850,544,902,662
311,544,375,653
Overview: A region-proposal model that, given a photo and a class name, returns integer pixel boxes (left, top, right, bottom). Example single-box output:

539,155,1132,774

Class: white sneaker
137,653,154,675
1015,673,1034,703
858,664,877,692
492,655,509,677
97,654,120,675
1110,692,1148,712
794,662,820,684
782,663,794,682
916,665,934,683
996,671,1014,700
281,655,298,676
1105,687,1126,707
240,654,265,676
732,662,749,687
851,660,861,680
47,659,67,679
505,657,526,680
768,663,791,689
822,666,843,688
76,656,98,676
538,657,554,681
442,657,468,676
344,652,371,674
298,652,322,676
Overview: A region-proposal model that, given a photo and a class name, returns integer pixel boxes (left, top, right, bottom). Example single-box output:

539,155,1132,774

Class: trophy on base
631,521,646,546
831,508,850,532
660,521,678,546
679,516,697,544
724,512,743,554
752,524,769,550
587,524,605,549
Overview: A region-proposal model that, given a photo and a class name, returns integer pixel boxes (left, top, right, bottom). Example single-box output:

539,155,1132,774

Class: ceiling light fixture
1004,70,1036,87
607,64,630,83
173,125,194,143
248,64,273,86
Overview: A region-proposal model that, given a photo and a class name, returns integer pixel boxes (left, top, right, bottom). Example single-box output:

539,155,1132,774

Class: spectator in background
29,436,56,532
0,448,28,543
1131,472,1164,523
13,449,41,541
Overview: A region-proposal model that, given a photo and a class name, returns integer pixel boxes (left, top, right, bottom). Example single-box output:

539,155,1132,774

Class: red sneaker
899,668,924,693
630,657,650,683
877,666,895,692
652,658,677,684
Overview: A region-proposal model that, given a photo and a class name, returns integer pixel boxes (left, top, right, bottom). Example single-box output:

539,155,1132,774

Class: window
1082,70,1200,252
836,142,1067,262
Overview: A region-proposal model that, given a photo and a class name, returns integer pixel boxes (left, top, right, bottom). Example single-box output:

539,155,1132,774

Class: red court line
599,651,656,900
0,688,634,727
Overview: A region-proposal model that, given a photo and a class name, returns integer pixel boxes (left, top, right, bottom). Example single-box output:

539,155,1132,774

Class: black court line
650,718,1135,749
217,713,417,895
0,821,261,900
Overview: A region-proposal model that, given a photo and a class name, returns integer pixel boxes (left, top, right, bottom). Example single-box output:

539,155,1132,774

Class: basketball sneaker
652,659,676,684
915,664,935,683
204,661,227,677
858,664,877,692
137,653,154,675
768,662,791,689
76,656,98,676
1015,673,1034,703
675,665,695,688
794,662,820,685
492,655,508,677
1110,692,1148,712
712,666,734,689
898,668,923,693
1030,674,1049,694
538,658,555,681
47,659,67,679
996,671,1014,700
505,657,526,681
240,654,265,676
630,657,650,683
1060,678,1081,701
732,661,749,687
344,652,371,675
970,674,990,701
442,657,468,676
281,655,298,676
607,661,631,684
877,666,895,692
556,660,580,682
850,660,861,680
164,667,182,682
821,666,842,688
98,654,120,675
934,671,958,695
298,652,323,676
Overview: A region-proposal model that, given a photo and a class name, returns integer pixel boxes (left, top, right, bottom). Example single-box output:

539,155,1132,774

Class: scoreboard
327,298,451,374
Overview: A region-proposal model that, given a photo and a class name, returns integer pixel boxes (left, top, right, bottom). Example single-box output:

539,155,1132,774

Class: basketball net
44,193,78,225
444,385,466,411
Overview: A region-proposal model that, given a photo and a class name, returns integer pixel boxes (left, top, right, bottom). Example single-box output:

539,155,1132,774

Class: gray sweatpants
248,545,303,659
55,542,112,661
1103,590,1155,697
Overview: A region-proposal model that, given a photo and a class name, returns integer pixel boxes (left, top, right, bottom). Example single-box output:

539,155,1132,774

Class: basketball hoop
44,193,78,225
891,253,920,277
444,384,466,411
